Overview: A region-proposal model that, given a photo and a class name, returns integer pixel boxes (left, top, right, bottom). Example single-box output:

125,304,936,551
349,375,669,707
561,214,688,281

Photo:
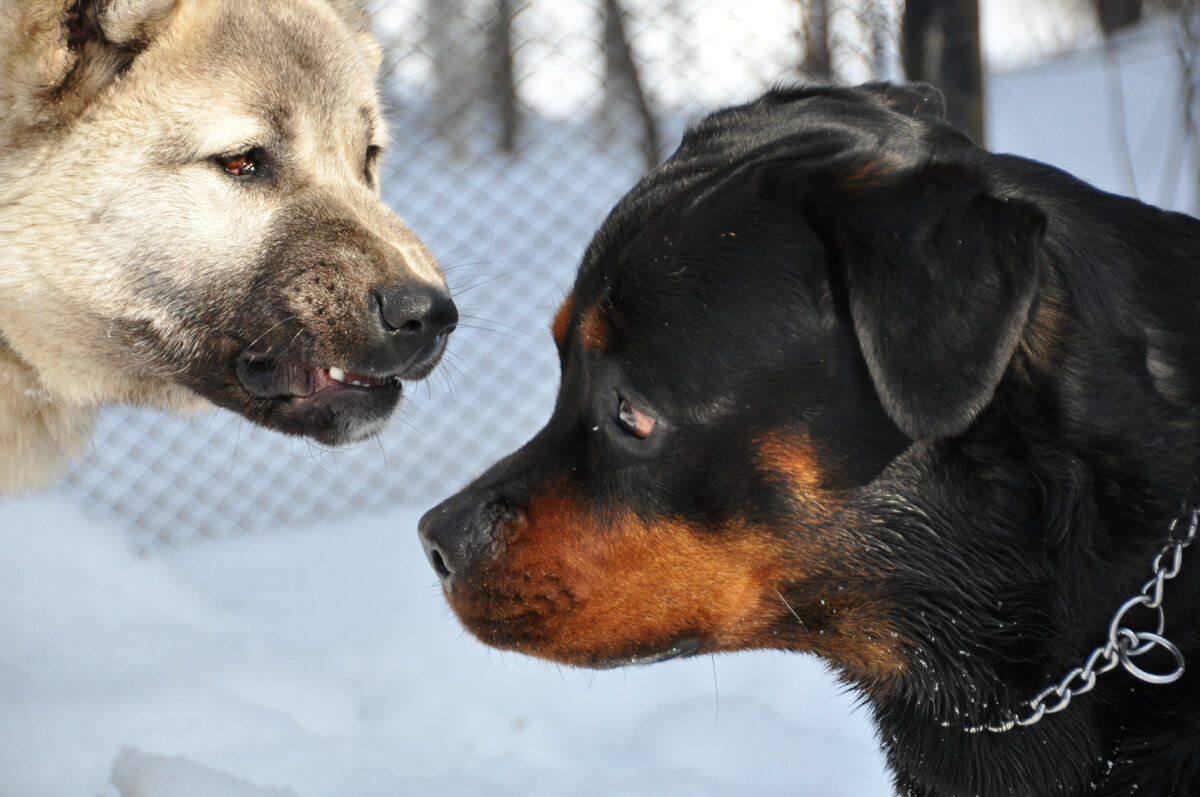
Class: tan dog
0,0,457,493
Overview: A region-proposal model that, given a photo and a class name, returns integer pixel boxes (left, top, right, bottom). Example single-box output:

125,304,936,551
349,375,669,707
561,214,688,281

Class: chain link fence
62,0,828,549
57,0,1198,549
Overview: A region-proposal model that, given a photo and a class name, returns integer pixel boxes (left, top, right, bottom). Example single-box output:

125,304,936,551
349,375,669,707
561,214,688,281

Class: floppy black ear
818,174,1046,440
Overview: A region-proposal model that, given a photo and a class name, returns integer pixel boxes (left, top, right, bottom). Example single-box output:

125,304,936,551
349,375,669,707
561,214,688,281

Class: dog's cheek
445,485,810,666
753,429,841,515
751,430,909,689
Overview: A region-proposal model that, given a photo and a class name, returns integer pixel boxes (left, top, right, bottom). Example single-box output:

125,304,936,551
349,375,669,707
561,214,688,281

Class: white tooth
328,367,346,382
351,380,365,387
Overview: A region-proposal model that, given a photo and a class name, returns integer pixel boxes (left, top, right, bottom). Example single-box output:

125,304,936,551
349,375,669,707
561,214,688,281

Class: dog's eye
216,150,263,179
617,397,656,439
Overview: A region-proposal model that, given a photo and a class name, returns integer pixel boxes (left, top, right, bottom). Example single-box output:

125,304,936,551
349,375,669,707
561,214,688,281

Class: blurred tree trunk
603,0,661,169
426,0,478,155
1095,0,1144,35
489,0,519,152
801,0,832,80
901,0,984,143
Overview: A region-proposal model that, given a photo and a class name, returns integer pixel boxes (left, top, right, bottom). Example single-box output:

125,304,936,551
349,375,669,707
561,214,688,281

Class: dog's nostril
428,547,451,581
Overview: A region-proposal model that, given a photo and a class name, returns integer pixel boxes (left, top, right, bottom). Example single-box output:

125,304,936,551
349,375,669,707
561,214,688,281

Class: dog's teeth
350,380,365,387
328,366,346,382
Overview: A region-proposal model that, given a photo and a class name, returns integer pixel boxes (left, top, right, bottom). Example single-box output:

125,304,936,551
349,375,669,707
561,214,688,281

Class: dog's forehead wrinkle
195,0,380,139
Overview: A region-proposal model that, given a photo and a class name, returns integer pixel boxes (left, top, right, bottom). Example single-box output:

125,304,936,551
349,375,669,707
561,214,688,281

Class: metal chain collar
949,506,1199,734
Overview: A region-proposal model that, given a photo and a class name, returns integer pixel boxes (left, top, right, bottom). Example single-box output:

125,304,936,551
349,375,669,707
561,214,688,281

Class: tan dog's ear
324,0,384,76
93,0,178,46
0,0,178,134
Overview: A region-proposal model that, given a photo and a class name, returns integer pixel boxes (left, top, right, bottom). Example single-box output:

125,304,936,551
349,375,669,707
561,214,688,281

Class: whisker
710,653,720,726
275,326,307,360
243,314,300,354
776,588,808,631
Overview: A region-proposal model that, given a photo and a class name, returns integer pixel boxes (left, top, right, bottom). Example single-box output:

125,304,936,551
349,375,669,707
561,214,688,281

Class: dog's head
419,84,1048,688
0,0,454,445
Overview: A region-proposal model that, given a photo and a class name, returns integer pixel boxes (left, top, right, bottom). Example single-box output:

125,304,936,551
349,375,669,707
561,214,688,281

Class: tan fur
0,0,449,493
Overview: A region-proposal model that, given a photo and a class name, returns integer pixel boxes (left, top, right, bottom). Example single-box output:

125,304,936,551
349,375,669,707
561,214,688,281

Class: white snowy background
2,6,1196,797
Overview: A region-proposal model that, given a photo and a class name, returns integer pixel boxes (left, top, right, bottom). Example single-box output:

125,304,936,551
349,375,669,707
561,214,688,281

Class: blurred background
6,2,1200,796
46,0,1200,548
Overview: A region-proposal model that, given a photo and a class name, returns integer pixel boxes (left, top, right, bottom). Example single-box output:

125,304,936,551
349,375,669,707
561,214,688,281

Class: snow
111,750,295,797
0,493,889,797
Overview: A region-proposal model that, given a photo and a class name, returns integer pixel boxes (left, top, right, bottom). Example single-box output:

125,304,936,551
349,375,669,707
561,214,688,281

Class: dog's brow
579,303,609,353
196,116,267,156
552,295,574,349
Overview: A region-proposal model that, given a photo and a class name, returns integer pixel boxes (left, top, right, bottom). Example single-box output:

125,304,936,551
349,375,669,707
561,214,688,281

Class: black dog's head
419,83,1048,685
421,81,1200,795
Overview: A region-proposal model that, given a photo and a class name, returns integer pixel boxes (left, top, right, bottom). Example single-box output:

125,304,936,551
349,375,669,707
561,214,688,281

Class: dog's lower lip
596,637,703,669
235,358,401,402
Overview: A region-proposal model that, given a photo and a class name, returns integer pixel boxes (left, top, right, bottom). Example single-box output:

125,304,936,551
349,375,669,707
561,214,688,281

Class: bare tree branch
603,0,661,170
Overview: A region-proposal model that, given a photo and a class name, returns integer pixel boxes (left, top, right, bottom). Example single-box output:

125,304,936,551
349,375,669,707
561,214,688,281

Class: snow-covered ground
1,493,888,797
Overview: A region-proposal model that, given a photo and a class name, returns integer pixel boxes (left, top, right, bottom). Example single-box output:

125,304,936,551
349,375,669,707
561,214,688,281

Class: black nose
417,495,505,592
377,284,458,373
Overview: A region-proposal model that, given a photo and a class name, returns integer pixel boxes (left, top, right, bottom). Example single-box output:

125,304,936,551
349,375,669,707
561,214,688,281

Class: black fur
420,83,1200,795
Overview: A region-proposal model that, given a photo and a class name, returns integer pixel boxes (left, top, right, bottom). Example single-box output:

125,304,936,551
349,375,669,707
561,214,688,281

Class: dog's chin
587,637,705,669
460,610,706,670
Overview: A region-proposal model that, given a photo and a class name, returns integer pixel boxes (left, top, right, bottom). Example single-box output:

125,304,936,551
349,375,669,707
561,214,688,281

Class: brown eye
617,397,656,439
217,150,260,178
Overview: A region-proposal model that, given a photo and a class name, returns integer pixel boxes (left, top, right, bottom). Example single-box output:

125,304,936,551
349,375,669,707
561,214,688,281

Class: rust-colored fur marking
446,481,906,688
754,429,843,516
551,295,609,353
552,294,573,349
579,302,609,352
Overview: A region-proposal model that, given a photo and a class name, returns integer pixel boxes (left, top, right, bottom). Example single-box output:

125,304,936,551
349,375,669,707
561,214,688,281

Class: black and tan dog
420,83,1200,795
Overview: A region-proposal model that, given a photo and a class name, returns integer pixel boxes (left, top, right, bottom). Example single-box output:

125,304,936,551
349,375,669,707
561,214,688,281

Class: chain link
948,506,1198,734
